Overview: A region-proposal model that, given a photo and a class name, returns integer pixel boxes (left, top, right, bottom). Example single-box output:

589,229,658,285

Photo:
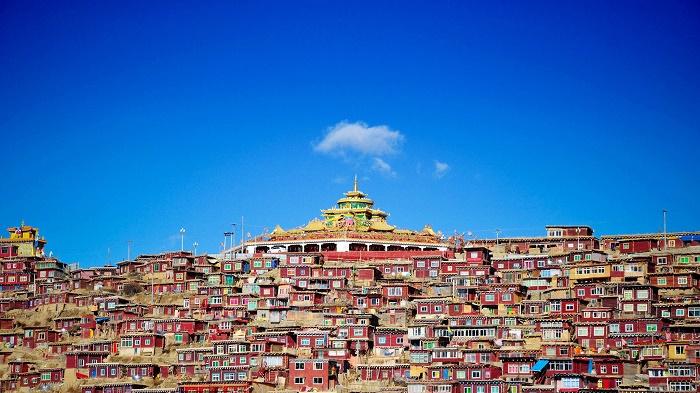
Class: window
657,257,667,265
577,327,589,336
471,370,481,379
387,287,403,296
377,337,386,345
295,362,305,370
679,256,690,264
577,289,585,297
315,338,325,346
646,324,657,332
314,362,323,370
612,365,618,374
294,377,305,384
662,310,671,317
313,377,323,384
561,378,580,388
550,361,573,371
300,338,310,346
658,277,667,285
625,324,634,332
675,346,685,355
678,277,688,285
502,294,511,301
416,261,425,268
565,304,575,311
484,294,495,302
669,381,693,391
677,309,686,317
594,327,605,336
688,307,700,317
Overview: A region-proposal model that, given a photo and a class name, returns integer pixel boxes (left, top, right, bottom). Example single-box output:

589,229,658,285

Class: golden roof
271,225,286,236
266,179,441,244
422,225,436,236
303,219,325,232
370,221,395,232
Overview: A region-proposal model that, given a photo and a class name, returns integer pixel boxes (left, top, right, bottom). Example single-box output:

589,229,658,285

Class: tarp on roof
680,235,700,242
95,317,110,323
532,359,550,372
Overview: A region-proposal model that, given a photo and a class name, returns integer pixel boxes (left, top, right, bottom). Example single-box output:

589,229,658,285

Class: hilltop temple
243,177,448,254
0,223,46,258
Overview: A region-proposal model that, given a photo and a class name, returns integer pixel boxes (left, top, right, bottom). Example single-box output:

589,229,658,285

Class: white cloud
314,121,404,156
434,161,450,178
372,157,396,177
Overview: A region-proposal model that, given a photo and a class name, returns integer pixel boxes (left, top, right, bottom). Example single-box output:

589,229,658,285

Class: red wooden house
287,359,339,391
118,333,165,356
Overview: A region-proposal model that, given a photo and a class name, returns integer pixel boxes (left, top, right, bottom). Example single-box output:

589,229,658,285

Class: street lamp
179,228,186,252
193,241,199,255
663,209,668,250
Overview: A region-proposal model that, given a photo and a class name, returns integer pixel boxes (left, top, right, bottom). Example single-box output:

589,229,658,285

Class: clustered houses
0,189,700,393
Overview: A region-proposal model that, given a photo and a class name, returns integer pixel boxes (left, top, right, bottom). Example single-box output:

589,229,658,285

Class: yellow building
567,262,611,284
0,223,46,257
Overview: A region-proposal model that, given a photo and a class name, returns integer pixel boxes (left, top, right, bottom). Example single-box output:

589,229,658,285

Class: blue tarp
532,359,550,372
680,235,700,242
95,317,110,323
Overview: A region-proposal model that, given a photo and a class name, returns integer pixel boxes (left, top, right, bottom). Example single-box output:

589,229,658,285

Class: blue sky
1,1,699,266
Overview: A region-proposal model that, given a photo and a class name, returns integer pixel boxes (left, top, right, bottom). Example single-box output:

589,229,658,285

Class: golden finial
353,175,358,192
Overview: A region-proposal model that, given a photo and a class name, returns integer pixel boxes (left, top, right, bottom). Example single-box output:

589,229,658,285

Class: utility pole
232,223,237,259
193,242,199,255
496,229,502,246
127,240,133,261
663,209,668,250
179,228,186,252
241,216,245,252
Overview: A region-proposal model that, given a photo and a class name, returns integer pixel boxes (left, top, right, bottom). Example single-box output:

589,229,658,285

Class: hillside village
1,185,699,393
